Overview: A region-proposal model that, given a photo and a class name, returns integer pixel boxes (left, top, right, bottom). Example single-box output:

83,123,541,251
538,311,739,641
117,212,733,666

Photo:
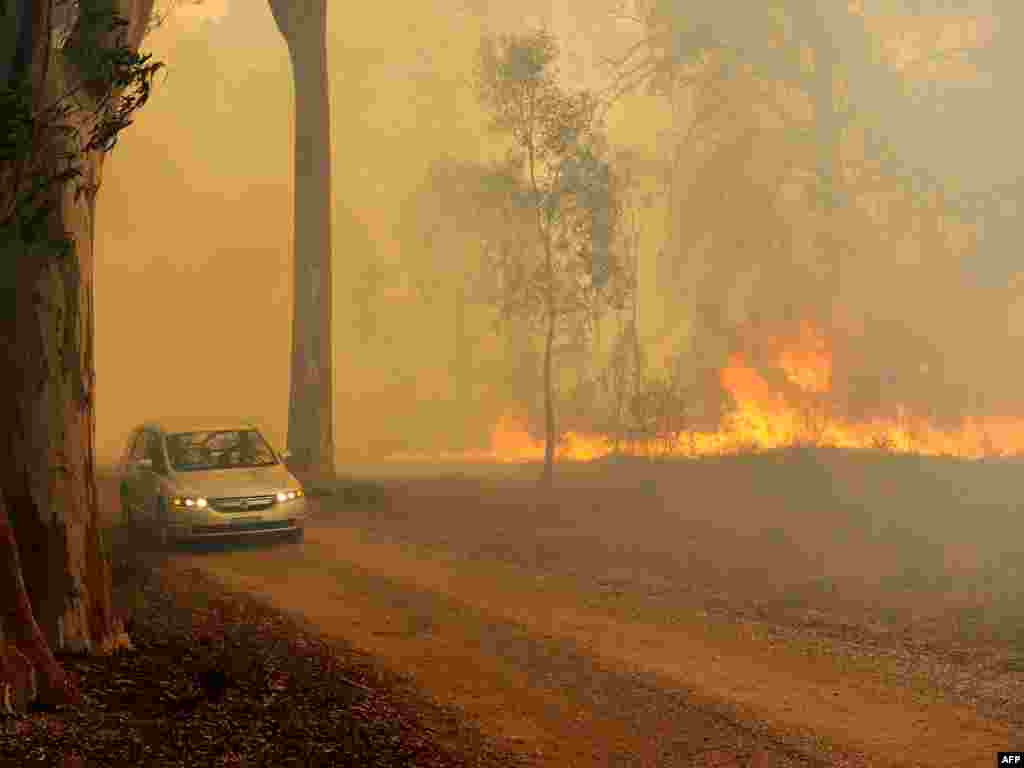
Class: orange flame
778,320,831,394
712,322,1024,458
388,320,1024,463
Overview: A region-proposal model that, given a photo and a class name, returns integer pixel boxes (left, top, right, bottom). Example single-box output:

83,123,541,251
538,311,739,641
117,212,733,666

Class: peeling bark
0,0,156,712
0,504,78,706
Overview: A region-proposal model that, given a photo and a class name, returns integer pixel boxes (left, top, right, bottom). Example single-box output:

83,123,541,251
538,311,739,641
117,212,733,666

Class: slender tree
268,0,335,489
600,148,649,449
475,29,629,487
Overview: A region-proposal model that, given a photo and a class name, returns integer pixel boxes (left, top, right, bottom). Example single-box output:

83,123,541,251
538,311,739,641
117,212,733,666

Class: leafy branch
1,1,164,244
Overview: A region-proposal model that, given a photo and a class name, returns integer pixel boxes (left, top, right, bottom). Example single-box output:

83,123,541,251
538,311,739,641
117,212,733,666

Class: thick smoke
95,0,1023,463
96,0,575,463
644,2,1024,427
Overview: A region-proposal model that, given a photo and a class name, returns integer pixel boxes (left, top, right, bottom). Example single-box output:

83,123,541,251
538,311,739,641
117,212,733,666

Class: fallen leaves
0,554,526,768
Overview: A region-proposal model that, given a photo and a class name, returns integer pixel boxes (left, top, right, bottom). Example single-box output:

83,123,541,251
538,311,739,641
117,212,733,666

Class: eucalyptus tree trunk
268,0,336,490
0,0,154,712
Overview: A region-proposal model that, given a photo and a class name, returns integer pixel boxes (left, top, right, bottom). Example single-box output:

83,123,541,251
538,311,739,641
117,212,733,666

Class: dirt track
162,467,1019,767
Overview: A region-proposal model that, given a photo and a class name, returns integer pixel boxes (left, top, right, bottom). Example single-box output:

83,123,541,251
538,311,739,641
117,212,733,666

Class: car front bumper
166,497,309,541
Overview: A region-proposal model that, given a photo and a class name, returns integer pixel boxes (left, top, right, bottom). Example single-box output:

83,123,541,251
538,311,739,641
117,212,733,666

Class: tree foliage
1,1,163,247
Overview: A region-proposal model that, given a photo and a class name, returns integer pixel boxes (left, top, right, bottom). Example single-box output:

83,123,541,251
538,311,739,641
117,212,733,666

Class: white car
118,421,309,545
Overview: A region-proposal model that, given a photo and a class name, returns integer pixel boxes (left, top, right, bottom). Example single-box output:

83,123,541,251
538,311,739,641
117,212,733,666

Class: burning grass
389,320,1024,464
386,400,1024,465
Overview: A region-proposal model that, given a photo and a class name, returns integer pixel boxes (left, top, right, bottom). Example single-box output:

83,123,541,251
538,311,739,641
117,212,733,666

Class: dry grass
101,448,1024,648
330,447,1024,727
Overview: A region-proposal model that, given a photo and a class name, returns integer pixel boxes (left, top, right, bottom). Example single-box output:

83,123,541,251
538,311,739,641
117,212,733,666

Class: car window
166,430,278,472
128,431,146,462
145,433,168,474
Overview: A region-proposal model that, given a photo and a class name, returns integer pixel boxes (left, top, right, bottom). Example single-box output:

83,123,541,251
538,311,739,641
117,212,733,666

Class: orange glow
490,413,546,461
719,354,785,409
386,414,612,464
711,322,1024,459
778,320,831,393
389,321,1024,464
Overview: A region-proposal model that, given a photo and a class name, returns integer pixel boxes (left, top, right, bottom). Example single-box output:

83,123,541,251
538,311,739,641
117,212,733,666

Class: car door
147,432,174,521
139,431,167,521
122,430,147,516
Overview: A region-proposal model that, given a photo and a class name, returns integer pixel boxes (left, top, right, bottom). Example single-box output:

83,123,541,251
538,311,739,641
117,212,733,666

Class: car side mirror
136,458,153,470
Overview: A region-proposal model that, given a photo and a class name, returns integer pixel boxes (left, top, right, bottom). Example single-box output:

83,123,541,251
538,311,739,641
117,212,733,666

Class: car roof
138,420,263,436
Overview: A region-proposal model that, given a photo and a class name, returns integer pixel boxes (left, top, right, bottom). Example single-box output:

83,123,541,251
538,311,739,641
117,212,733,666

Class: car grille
208,494,277,512
192,520,294,535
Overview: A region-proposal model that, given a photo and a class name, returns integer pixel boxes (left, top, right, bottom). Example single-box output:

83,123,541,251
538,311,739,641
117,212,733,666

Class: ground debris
0,553,528,768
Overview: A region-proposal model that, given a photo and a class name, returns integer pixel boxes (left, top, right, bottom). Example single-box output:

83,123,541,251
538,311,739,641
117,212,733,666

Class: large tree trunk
269,0,336,491
0,0,154,711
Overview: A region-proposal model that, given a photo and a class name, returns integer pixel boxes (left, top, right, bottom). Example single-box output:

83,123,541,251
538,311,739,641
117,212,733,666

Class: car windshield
166,430,278,472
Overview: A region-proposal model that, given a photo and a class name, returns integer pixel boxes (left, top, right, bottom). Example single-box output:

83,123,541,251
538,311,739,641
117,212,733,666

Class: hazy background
95,0,665,463
94,0,1024,465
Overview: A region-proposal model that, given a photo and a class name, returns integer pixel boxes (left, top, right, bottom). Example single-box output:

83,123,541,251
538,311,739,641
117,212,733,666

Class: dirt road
165,477,1016,767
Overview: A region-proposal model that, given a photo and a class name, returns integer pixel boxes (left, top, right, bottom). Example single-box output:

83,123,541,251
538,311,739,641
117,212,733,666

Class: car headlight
172,495,208,509
276,489,304,502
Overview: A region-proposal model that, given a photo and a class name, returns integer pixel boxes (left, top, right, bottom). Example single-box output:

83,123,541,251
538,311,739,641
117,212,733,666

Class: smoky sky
96,0,597,463
95,1,1024,464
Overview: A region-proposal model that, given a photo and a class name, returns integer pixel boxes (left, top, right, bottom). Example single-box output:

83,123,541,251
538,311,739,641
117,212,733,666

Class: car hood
169,464,298,498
